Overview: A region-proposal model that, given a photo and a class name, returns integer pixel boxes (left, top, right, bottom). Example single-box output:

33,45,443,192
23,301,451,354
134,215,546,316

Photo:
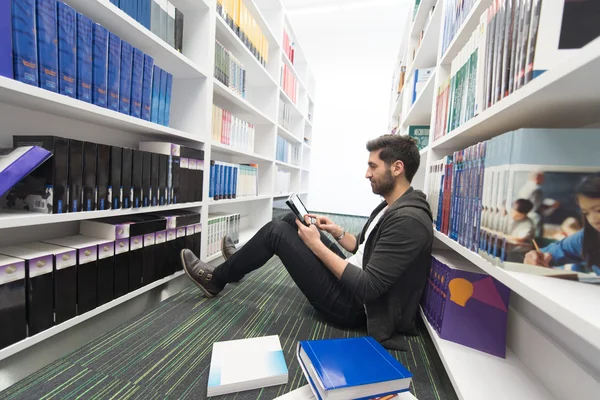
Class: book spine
119,41,133,115
158,68,167,125
523,0,541,84
130,48,144,118
164,72,172,126
175,8,183,52
150,65,161,123
0,0,13,79
141,54,154,121
36,0,58,92
92,23,109,108
76,13,92,103
166,2,175,47
107,33,121,111
57,2,75,97
12,0,38,86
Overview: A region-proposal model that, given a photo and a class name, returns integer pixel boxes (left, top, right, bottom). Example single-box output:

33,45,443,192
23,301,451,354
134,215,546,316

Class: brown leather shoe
180,249,223,298
221,236,236,261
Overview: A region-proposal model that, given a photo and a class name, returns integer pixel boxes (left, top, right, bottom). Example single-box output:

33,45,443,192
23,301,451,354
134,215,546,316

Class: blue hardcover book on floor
107,33,121,111
164,72,173,126
36,0,57,92
141,54,154,120
0,0,14,79
157,68,167,125
297,337,412,400
76,13,93,103
119,40,133,114
12,0,38,86
150,65,161,123
92,23,109,107
57,2,75,97
130,47,144,118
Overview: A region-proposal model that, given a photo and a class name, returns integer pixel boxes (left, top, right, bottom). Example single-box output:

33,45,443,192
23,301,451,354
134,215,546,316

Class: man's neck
384,181,411,205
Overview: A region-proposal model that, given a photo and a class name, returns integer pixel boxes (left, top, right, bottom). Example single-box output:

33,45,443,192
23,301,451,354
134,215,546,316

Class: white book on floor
274,385,418,400
207,335,288,397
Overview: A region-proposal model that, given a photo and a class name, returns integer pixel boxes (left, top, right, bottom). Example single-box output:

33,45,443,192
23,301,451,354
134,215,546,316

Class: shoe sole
180,250,215,298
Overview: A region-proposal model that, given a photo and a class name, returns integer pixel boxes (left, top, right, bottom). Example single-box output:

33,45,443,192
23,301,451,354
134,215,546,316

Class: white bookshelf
0,0,314,364
390,1,600,398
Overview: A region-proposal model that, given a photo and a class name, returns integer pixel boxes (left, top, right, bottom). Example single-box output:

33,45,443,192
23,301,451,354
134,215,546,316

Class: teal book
141,54,154,120
12,0,38,86
76,13,93,103
119,40,133,114
150,65,161,123
157,68,167,125
36,0,58,92
164,72,172,126
57,2,76,97
92,23,109,107
107,32,121,111
130,47,144,118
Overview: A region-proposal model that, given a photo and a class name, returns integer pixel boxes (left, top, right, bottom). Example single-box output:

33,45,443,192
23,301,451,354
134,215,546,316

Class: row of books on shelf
279,102,292,131
0,210,201,350
432,0,600,141
427,128,600,283
281,63,297,103
439,0,479,59
275,168,291,195
0,136,203,215
211,105,255,153
209,161,258,200
282,28,295,64
215,40,246,98
1,0,174,126
217,0,270,67
206,213,240,258
276,136,300,165
421,251,510,358
411,3,437,62
109,0,184,52
403,67,434,112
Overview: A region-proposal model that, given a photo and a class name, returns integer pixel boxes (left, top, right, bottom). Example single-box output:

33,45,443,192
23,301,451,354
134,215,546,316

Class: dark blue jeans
212,213,366,328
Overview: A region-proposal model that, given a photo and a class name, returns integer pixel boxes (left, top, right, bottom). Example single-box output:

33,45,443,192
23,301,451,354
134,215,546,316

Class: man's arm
330,225,358,253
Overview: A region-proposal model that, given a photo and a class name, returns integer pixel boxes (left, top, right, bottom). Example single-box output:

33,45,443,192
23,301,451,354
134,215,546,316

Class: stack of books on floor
216,0,270,67
421,251,510,358
0,210,200,350
209,161,258,200
2,0,174,126
212,105,256,152
0,137,203,214
433,0,600,141
214,40,246,97
276,136,300,165
206,213,240,258
427,128,600,282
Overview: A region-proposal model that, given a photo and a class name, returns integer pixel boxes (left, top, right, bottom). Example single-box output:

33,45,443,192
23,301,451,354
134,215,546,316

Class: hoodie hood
388,187,433,222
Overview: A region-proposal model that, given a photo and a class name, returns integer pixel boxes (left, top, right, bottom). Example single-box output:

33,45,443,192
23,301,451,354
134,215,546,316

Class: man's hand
524,250,552,267
306,214,342,237
296,216,322,251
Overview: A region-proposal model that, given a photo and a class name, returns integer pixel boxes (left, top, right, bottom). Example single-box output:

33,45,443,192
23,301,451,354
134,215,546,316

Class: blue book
232,165,237,198
11,0,38,86
150,65,161,123
224,164,230,199
214,162,221,200
164,72,172,126
157,68,167,125
119,40,133,114
209,161,215,199
297,337,412,400
36,0,57,92
107,33,121,111
76,13,93,103
0,0,14,79
57,2,76,97
141,54,154,121
92,23,109,107
109,0,119,6
130,47,144,118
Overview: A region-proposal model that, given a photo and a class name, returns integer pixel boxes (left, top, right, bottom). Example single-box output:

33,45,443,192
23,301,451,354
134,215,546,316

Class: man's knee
281,212,298,225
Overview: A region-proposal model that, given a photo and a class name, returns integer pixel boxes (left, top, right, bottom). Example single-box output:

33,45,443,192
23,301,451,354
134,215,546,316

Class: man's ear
393,160,405,177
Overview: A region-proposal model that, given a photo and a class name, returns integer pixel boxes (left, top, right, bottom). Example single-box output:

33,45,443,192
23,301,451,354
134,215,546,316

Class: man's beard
371,169,395,196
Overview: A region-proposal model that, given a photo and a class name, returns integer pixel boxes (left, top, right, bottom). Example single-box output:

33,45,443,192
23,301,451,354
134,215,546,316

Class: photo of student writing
504,199,535,263
524,174,600,276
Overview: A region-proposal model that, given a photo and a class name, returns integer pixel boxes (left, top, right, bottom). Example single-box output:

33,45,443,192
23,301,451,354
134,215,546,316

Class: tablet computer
286,193,315,227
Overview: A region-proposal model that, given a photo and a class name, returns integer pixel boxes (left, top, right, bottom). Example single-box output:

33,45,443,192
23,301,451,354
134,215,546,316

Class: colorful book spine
12,0,38,86
0,0,13,79
130,47,144,118
164,72,172,126
107,33,121,111
158,68,167,125
150,65,161,123
57,2,76,97
36,0,58,92
92,23,109,107
76,13,93,103
141,54,154,121
119,40,133,115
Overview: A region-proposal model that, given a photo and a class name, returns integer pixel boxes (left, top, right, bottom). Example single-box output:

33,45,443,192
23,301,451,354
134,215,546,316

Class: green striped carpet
0,211,451,400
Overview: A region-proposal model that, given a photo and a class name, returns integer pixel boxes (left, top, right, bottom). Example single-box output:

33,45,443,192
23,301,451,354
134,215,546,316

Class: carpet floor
0,211,452,400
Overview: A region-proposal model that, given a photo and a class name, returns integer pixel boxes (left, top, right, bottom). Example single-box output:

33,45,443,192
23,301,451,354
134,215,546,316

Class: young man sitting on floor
180,134,433,350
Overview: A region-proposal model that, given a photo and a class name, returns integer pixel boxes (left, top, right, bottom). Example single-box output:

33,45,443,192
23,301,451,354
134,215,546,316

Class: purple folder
0,146,52,197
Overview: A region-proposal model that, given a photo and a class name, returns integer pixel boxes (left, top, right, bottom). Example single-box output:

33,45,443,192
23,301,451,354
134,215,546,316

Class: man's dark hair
513,198,534,214
366,134,420,182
